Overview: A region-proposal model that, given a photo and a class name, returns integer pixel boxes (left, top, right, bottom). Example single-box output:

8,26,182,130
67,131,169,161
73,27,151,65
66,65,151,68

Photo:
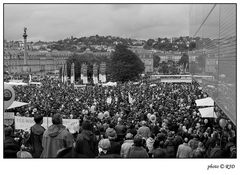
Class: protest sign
15,116,79,133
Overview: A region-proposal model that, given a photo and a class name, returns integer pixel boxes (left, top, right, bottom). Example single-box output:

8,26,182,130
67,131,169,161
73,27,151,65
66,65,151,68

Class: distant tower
23,27,28,66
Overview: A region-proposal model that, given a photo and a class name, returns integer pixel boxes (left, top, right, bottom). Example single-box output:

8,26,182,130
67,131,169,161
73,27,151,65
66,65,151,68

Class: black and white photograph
1,1,238,175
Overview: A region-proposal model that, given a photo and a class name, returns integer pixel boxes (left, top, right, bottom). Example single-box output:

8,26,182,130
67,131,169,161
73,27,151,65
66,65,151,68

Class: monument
22,27,28,72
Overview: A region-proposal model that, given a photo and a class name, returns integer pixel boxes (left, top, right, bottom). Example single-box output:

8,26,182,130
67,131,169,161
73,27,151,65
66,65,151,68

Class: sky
4,4,190,42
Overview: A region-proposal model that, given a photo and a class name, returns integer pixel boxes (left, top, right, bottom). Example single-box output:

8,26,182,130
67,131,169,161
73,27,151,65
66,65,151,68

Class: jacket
121,140,134,158
41,124,73,158
75,130,98,158
137,126,151,139
176,143,192,158
29,124,45,158
127,146,149,158
4,136,20,158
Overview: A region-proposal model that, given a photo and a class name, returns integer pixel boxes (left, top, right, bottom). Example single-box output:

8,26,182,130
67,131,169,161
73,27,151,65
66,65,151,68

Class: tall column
23,27,28,66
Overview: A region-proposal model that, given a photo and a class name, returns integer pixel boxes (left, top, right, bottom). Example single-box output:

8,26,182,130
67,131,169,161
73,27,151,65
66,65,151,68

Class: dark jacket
41,124,73,158
75,130,98,158
98,152,121,158
108,140,122,155
29,124,45,158
4,136,20,158
127,146,149,158
164,137,176,158
152,147,167,158
115,124,127,138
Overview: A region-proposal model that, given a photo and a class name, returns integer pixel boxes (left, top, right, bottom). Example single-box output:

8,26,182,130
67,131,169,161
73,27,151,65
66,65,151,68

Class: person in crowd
75,120,98,158
98,139,120,158
107,128,122,155
120,133,134,158
146,134,155,157
209,140,224,158
164,131,177,158
115,119,127,141
176,138,192,158
28,115,45,158
191,142,205,158
127,135,149,158
137,121,151,139
4,126,20,158
152,140,167,158
41,113,73,158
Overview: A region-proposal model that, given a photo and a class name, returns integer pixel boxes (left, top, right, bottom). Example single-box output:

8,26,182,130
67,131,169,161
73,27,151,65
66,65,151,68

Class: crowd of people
4,76,236,158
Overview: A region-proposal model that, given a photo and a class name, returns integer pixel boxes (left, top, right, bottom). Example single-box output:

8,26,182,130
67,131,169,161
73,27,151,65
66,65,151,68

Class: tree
109,44,144,82
153,55,161,68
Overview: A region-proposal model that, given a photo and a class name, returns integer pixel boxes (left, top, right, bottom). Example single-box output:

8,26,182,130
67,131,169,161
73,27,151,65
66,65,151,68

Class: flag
106,96,112,104
29,74,32,83
63,64,67,83
128,93,134,104
61,66,64,82
70,63,75,84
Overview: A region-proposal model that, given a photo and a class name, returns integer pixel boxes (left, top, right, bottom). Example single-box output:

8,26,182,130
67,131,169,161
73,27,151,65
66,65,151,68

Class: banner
99,62,106,83
199,107,217,118
14,116,80,133
70,63,75,84
81,63,88,84
128,93,134,104
195,97,214,106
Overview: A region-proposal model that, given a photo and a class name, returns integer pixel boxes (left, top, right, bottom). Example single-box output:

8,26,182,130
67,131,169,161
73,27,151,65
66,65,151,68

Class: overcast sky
4,4,190,42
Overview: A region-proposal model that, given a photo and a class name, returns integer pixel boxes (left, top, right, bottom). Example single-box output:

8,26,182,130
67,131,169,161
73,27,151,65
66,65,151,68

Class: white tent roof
199,107,217,118
195,97,214,106
5,82,28,86
102,82,117,86
7,101,29,109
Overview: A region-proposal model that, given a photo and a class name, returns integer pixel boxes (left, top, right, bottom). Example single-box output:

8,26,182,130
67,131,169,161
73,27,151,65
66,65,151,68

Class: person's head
4,126,13,137
98,139,111,151
107,128,117,140
82,120,93,131
125,133,133,140
184,137,188,143
52,113,62,125
34,115,43,124
134,134,143,147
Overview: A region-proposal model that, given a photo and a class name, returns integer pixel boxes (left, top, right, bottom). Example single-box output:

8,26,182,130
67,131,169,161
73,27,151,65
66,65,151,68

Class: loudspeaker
4,83,15,110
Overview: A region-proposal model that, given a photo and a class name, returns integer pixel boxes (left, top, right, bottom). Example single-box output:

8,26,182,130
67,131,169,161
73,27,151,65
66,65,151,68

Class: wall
189,4,236,124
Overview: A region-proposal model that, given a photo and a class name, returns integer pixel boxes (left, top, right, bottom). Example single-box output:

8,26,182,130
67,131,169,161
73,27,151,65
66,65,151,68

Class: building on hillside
4,49,71,74
130,47,154,73
154,51,182,63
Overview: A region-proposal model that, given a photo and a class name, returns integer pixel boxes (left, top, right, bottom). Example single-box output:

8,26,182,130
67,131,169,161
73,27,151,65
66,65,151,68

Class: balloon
147,113,151,119
98,112,104,120
219,119,227,129
204,119,208,124
104,111,109,118
150,114,156,123
227,123,232,130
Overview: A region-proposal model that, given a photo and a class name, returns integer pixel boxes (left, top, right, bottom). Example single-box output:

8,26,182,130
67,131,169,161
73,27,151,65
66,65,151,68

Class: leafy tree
153,55,161,68
109,44,144,82
146,39,155,47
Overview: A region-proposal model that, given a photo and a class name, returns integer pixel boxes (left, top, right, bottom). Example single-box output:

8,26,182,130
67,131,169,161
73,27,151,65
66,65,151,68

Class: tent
199,107,217,118
102,82,117,87
195,97,214,106
5,82,28,86
7,101,29,109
